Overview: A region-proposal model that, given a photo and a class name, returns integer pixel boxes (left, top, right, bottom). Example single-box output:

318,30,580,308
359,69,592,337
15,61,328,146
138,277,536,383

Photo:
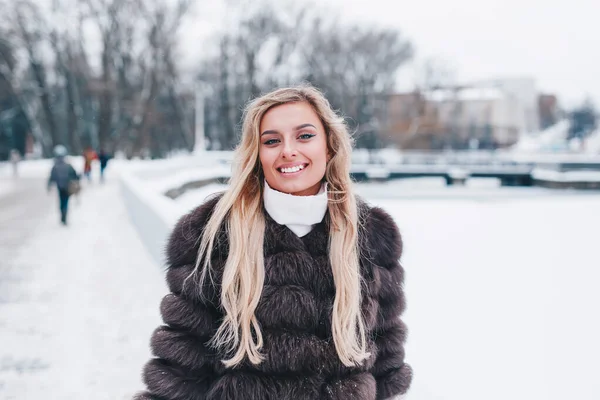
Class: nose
281,139,297,159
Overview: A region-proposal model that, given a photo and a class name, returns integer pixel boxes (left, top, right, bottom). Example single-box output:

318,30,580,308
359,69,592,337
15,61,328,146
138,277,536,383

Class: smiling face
259,101,329,196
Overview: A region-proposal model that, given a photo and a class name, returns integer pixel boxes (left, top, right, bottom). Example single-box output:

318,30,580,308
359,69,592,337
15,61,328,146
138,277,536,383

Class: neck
263,180,328,237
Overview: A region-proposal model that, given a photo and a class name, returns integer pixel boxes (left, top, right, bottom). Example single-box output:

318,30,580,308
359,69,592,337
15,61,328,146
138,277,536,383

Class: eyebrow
260,123,317,136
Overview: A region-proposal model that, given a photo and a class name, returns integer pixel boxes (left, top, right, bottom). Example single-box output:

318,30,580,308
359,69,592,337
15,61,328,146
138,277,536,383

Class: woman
135,85,412,400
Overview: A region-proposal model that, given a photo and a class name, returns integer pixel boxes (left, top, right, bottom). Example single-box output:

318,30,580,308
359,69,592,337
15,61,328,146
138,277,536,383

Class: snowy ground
371,192,600,400
0,176,165,400
0,179,15,198
177,179,600,400
2,158,600,400
584,129,600,154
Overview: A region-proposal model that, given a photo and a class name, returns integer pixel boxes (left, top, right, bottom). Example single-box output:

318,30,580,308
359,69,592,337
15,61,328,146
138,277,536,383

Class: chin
283,181,320,195
276,183,304,194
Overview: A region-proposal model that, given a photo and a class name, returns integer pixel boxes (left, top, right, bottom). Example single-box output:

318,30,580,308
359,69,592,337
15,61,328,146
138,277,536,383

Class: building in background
538,94,561,130
382,92,445,150
381,77,542,150
478,77,540,134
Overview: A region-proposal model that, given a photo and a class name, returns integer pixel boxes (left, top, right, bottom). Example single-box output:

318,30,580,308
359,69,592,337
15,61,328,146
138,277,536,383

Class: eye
263,138,280,145
298,133,316,140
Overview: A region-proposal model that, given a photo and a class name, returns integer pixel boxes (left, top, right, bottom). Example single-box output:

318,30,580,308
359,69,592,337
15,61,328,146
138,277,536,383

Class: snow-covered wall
118,150,600,265
119,169,182,267
118,153,232,266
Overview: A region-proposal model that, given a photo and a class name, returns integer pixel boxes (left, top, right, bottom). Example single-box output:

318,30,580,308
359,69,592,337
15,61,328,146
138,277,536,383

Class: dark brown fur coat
135,194,412,400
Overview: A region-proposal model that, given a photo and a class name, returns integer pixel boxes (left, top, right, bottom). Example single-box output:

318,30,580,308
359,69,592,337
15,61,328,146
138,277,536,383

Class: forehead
260,101,323,132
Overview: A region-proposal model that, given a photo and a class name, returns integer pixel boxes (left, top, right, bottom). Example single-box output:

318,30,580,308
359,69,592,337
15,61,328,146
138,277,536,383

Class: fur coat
135,194,412,400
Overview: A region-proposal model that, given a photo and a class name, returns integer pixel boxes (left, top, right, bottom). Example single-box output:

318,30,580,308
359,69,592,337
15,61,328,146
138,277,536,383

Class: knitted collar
263,180,328,237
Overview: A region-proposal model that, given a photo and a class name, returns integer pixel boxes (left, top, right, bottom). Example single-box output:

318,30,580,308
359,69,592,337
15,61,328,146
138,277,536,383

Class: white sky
33,0,599,109
177,0,600,109
329,0,600,108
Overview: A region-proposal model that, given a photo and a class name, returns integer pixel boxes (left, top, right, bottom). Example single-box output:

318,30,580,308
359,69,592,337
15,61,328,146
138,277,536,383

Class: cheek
259,148,277,175
310,140,328,167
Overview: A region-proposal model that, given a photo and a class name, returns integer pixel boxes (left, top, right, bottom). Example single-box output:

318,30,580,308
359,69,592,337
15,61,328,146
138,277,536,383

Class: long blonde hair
192,84,369,368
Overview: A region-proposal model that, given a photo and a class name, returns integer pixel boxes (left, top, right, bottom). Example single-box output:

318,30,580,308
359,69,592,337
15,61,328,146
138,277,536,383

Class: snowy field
176,178,600,400
372,191,600,400
2,157,600,400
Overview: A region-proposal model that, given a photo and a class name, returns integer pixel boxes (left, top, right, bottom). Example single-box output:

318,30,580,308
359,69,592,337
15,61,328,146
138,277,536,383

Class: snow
371,194,600,400
3,157,600,400
175,179,600,400
584,128,600,154
141,164,231,195
532,168,600,182
0,178,16,198
1,179,165,400
512,120,571,152
119,167,183,264
117,157,232,264
175,183,229,213
365,166,391,179
447,167,469,179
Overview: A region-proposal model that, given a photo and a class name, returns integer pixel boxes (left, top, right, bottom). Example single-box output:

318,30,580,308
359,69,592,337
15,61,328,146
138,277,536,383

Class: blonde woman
135,85,412,400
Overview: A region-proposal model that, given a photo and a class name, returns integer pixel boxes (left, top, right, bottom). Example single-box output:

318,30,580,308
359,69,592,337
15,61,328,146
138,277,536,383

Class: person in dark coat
47,145,79,225
135,85,412,400
97,149,111,183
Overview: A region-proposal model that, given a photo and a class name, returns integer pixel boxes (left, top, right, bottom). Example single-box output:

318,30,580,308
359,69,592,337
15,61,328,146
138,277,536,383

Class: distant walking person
98,149,111,183
48,145,80,225
9,149,21,177
82,146,98,182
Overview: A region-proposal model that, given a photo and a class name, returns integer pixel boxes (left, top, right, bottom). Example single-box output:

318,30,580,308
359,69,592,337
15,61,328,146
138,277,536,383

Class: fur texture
135,194,412,400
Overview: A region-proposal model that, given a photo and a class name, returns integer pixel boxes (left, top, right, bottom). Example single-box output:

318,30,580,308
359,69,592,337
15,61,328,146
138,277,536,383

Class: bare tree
75,0,193,156
2,0,417,157
48,31,83,154
299,17,413,148
418,57,456,91
131,0,193,155
199,3,310,150
6,0,61,155
80,0,124,150
0,12,51,156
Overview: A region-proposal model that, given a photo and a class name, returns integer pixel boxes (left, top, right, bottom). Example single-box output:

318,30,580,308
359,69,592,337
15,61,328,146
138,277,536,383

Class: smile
278,164,308,174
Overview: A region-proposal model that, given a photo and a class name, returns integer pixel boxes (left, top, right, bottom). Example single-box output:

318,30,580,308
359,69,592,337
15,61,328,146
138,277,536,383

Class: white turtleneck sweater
263,180,328,237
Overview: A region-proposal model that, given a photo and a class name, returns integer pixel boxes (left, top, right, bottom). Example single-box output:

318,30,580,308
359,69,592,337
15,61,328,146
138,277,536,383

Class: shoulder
357,196,403,264
165,192,224,268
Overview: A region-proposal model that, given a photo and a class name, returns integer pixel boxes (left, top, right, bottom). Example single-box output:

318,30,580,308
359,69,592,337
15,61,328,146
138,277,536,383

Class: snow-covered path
0,178,53,264
0,180,165,400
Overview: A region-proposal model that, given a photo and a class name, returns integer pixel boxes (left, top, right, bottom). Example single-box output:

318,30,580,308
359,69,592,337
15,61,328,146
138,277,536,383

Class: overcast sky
179,0,600,108
331,0,599,108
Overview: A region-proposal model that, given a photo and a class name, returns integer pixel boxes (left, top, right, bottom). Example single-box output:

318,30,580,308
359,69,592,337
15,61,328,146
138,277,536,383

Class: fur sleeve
364,206,413,400
135,193,225,400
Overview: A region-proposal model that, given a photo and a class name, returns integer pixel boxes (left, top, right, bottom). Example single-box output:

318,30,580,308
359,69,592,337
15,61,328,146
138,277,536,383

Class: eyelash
263,133,315,145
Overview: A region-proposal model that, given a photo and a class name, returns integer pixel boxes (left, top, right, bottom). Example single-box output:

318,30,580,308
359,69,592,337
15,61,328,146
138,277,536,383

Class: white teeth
280,164,305,174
